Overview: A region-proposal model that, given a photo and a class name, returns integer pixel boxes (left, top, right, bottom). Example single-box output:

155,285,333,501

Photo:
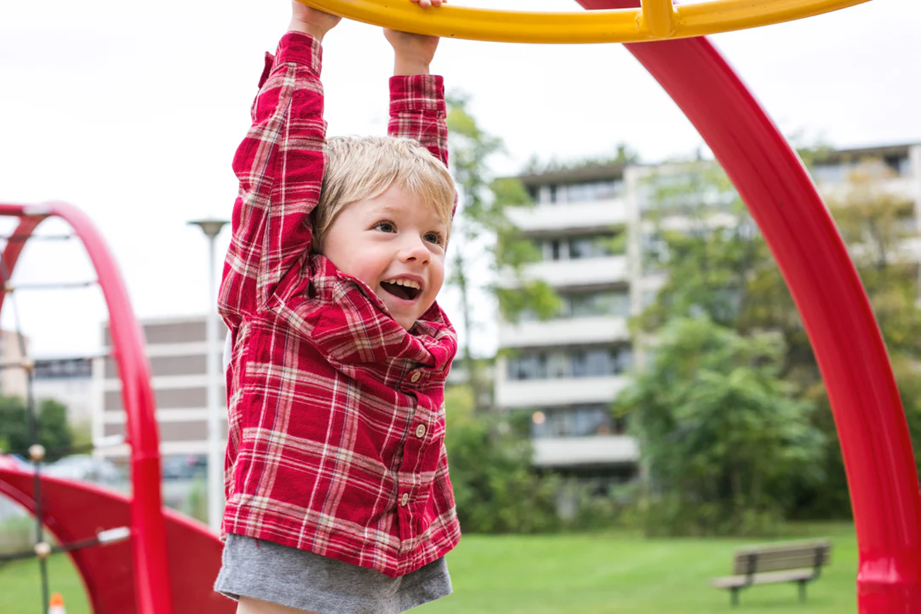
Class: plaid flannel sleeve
388,75,448,167
219,33,326,325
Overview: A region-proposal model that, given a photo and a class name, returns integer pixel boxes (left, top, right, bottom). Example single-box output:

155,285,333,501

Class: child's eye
424,231,445,246
373,221,396,233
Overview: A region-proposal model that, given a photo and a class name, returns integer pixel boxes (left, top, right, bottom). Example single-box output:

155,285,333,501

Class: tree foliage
446,93,560,411
444,384,561,533
616,317,823,536
633,157,921,521
0,396,73,462
521,142,640,175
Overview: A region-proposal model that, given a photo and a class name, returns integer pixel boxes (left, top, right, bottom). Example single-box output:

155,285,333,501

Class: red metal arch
576,1,921,611
0,459,230,613
0,201,229,613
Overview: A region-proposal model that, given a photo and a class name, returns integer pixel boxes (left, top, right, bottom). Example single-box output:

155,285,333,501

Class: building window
530,404,623,438
516,290,630,322
812,163,847,183
507,353,547,380
884,155,911,176
566,291,630,318
560,180,624,204
538,232,624,263
509,346,632,381
568,235,617,259
34,358,93,380
641,231,669,272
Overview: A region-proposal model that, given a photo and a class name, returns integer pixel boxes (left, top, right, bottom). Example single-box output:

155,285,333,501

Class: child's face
321,184,447,330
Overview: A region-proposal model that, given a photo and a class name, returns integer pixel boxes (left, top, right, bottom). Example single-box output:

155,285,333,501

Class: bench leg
798,580,807,603
731,587,740,607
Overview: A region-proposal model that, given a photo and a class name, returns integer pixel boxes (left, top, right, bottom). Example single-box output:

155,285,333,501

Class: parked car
43,455,122,485
161,454,207,480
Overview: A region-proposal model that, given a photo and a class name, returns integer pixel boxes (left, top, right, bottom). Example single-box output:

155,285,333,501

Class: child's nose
400,237,430,265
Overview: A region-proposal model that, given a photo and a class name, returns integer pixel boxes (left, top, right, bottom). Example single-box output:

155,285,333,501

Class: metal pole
205,232,221,532
188,219,229,533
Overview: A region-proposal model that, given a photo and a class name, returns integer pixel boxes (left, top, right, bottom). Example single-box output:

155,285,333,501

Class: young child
214,2,458,612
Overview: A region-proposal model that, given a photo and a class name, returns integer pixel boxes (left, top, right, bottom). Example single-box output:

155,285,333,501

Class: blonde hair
314,136,455,249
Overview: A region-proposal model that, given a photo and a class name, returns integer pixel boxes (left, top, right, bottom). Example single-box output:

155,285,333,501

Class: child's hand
385,1,444,76
289,1,341,42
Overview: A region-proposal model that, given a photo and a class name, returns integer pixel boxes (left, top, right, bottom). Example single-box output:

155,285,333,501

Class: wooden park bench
711,539,832,606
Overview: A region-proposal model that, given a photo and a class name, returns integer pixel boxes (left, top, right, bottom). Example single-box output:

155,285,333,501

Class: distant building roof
813,142,918,165
34,357,93,380
512,143,920,185
516,162,627,187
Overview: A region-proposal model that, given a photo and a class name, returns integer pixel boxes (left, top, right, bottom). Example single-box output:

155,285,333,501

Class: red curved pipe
576,2,921,610
0,202,173,614
0,215,43,317
0,459,232,613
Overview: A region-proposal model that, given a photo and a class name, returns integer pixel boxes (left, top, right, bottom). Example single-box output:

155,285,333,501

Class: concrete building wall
94,315,227,462
32,357,94,425
498,142,921,479
0,330,28,399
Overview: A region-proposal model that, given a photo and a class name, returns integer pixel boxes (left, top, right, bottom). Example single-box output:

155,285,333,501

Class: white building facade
32,357,94,426
93,315,226,466
496,142,921,482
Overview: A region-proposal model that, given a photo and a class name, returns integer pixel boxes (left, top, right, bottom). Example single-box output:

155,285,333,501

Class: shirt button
415,424,426,438
400,493,409,507
410,371,422,383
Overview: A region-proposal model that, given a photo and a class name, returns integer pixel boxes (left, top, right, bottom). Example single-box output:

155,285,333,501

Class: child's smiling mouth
381,278,422,301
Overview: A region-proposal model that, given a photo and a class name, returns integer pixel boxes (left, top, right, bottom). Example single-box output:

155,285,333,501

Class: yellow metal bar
297,0,871,44
674,0,872,38
640,0,677,39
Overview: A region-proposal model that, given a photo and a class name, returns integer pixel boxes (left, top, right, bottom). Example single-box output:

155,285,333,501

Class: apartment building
33,357,94,425
94,315,226,467
0,329,29,400
495,142,921,482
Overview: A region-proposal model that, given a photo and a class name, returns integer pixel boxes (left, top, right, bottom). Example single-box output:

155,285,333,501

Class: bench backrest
732,540,832,575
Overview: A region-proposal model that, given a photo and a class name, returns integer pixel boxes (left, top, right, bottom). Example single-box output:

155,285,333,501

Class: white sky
1,0,919,358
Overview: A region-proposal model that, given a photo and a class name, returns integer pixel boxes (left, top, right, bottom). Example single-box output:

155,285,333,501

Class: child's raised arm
219,3,338,325
385,3,447,165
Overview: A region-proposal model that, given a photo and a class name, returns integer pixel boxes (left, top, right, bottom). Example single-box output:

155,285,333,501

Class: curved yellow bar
297,0,870,44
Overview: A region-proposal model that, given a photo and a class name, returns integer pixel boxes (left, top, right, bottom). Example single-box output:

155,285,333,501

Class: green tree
615,317,823,536
522,142,640,175
0,396,73,462
635,156,921,519
446,93,560,412
444,384,560,533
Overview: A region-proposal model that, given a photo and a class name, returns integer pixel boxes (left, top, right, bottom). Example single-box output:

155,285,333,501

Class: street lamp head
188,218,230,239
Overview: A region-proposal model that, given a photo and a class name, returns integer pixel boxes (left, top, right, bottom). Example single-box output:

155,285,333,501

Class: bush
445,385,561,533
614,317,824,537
0,515,35,556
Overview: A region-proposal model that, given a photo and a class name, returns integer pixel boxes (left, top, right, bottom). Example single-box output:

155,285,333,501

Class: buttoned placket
395,367,431,553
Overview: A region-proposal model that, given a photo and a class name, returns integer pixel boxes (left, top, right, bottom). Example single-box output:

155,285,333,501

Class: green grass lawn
420,523,857,613
0,524,857,613
0,553,91,614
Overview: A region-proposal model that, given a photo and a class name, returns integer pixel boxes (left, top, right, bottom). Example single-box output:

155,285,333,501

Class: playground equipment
2,1,916,612
299,0,870,43
0,202,231,613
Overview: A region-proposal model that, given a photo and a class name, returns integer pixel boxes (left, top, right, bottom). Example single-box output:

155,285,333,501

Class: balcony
497,375,629,409
532,435,639,468
502,255,629,290
499,315,630,349
507,200,628,234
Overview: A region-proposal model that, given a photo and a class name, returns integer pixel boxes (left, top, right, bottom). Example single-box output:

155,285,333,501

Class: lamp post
188,218,229,532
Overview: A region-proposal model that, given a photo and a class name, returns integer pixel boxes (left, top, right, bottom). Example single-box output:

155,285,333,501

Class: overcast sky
1,0,919,358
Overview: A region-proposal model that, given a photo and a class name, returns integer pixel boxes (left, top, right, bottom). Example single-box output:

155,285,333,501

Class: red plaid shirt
218,32,459,578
